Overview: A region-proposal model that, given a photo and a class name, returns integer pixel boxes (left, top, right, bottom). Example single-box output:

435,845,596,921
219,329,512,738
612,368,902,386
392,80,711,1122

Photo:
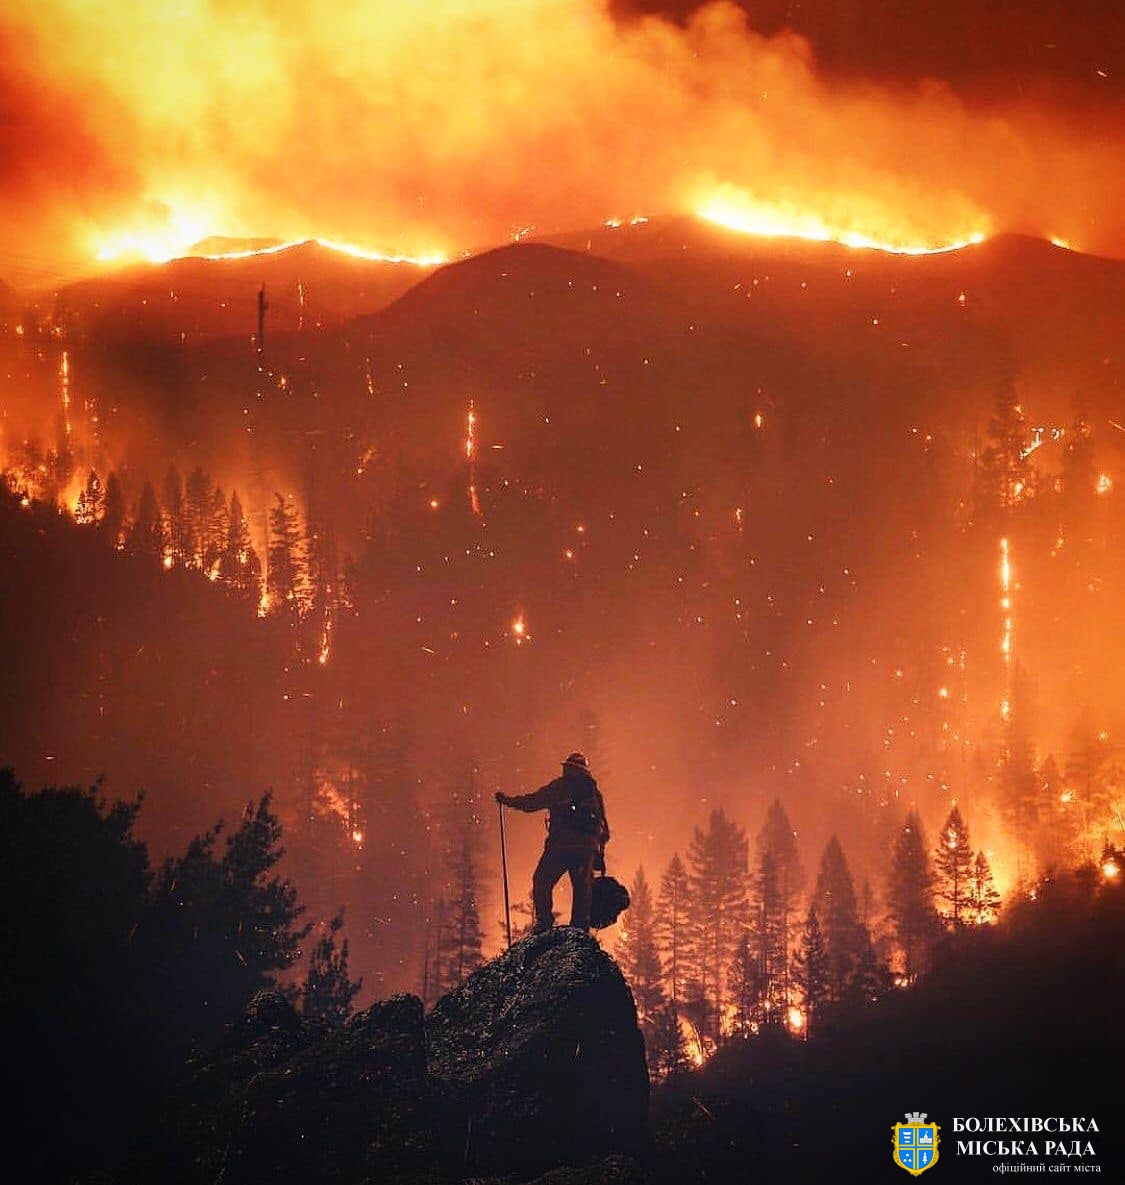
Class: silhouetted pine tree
302,909,362,1024
128,480,165,563
811,835,873,1003
267,492,306,613
655,852,690,1005
219,490,262,600
686,807,748,1042
0,770,151,1179
616,867,664,1021
147,792,308,1044
934,805,974,926
887,810,939,984
163,465,189,566
750,800,803,1023
726,932,762,1036
205,485,229,572
434,824,485,995
352,721,428,995
792,904,829,1038
185,465,214,568
101,471,126,545
646,1001,691,1079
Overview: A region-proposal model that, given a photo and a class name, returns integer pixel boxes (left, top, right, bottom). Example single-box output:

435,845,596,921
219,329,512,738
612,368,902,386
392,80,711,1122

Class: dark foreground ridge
128,927,649,1185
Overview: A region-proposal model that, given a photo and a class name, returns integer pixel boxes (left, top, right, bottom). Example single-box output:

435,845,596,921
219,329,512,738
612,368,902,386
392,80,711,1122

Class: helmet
562,751,591,773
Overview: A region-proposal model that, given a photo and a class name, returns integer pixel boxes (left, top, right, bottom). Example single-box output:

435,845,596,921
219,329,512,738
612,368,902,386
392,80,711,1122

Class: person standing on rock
496,752,609,933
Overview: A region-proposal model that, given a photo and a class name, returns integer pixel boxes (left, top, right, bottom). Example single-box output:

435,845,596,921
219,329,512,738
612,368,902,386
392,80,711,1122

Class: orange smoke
0,1,1122,281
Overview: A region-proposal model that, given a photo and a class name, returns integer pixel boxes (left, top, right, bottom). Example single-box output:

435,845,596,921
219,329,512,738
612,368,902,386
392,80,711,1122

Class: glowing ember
787,1005,806,1031
1096,474,1113,495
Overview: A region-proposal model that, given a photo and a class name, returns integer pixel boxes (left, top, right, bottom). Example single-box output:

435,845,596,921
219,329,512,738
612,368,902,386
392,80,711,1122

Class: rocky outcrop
127,929,649,1184
127,991,439,1185
426,927,650,1179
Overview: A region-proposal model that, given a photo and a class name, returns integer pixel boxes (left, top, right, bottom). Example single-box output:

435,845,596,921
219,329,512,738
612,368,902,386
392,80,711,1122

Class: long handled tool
498,799,512,948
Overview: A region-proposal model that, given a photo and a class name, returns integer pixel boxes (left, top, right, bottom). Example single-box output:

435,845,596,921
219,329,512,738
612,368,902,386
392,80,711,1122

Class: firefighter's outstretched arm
495,783,561,812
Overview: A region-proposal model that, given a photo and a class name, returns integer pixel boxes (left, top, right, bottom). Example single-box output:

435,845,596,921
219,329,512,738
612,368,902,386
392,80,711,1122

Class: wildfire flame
697,189,988,256
999,537,1013,702
96,227,446,269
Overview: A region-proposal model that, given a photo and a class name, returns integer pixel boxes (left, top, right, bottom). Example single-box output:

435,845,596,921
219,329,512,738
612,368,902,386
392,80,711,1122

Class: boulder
425,927,650,1178
128,931,650,1183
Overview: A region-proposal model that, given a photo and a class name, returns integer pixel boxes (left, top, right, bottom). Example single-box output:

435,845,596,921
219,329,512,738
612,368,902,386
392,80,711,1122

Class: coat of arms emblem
893,1111,940,1174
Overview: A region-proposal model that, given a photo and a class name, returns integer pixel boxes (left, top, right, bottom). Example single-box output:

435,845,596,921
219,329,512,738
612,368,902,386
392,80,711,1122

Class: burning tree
976,380,1037,515
967,851,1001,925
74,469,104,525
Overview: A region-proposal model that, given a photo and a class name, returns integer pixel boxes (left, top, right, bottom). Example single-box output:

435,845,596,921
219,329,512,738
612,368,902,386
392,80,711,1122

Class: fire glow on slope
696,192,988,255
96,230,448,268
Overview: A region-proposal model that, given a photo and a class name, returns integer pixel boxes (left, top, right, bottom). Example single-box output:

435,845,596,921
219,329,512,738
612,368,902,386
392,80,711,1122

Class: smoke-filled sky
0,0,1122,286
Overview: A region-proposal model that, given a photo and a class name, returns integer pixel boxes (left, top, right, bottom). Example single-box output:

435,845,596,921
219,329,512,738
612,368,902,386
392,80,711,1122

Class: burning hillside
0,1,1122,287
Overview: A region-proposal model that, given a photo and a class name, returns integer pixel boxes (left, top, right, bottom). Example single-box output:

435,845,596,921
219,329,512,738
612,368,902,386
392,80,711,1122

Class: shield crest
893,1113,940,1175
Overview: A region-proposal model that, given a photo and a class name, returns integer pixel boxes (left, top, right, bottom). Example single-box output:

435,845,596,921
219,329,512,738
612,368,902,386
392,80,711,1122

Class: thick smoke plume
0,1,1122,280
